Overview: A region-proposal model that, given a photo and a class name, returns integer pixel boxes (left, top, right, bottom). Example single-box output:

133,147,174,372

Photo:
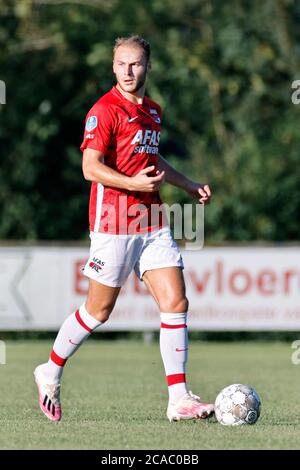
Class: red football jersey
80,86,164,234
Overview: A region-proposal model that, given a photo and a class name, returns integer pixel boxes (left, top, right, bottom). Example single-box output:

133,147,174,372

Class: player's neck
116,83,145,105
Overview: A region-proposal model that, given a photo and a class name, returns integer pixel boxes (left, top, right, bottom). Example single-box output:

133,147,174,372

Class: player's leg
37,280,120,384
34,280,120,421
34,230,144,421
143,267,214,421
34,230,132,421
136,227,214,421
143,266,189,399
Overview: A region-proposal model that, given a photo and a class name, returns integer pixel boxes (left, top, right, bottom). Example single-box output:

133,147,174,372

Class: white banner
0,246,300,330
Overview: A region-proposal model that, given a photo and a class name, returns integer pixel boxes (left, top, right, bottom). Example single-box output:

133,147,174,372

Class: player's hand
128,166,165,192
186,181,212,205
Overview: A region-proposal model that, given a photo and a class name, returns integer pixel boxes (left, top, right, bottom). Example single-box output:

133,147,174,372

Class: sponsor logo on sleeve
86,115,98,132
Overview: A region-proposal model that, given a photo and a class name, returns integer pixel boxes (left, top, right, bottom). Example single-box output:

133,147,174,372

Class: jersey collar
111,86,158,122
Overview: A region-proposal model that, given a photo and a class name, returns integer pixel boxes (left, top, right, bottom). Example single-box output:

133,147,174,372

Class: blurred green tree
0,0,299,241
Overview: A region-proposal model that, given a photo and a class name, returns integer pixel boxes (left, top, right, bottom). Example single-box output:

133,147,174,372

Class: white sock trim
160,312,187,325
79,304,102,330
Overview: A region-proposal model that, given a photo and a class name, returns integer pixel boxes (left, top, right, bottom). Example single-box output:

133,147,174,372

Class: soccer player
34,35,213,422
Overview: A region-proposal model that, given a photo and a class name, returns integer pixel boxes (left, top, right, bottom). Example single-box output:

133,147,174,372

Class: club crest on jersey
149,108,160,123
89,257,105,273
86,116,97,132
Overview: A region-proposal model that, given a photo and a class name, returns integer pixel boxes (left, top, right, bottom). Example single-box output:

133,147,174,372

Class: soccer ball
215,384,261,426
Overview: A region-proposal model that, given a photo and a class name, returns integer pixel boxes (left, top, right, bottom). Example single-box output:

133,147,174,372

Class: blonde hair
113,35,151,63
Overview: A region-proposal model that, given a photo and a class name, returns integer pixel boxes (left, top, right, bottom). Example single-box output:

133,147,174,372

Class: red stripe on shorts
50,350,67,367
75,309,93,332
160,323,187,329
167,373,186,386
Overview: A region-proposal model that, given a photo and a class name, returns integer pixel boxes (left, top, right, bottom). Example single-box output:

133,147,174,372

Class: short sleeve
80,102,114,153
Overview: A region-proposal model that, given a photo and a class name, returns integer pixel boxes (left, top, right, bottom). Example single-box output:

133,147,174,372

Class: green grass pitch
0,339,300,450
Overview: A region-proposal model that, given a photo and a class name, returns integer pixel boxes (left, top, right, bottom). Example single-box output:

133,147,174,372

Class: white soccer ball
215,384,261,426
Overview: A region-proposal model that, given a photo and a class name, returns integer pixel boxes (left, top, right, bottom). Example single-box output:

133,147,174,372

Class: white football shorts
83,226,184,287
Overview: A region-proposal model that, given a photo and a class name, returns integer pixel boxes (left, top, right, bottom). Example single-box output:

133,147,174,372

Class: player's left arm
158,154,211,205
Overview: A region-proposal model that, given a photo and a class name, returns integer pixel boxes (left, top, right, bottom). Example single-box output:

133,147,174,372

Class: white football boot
34,365,62,422
167,391,215,422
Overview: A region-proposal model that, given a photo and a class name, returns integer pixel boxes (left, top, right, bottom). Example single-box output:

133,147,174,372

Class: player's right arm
82,148,165,192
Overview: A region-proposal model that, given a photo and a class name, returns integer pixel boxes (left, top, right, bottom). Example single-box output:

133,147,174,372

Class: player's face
113,45,149,95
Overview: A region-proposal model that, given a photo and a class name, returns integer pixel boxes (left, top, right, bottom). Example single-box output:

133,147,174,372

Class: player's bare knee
86,303,115,323
160,296,189,313
89,309,111,323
